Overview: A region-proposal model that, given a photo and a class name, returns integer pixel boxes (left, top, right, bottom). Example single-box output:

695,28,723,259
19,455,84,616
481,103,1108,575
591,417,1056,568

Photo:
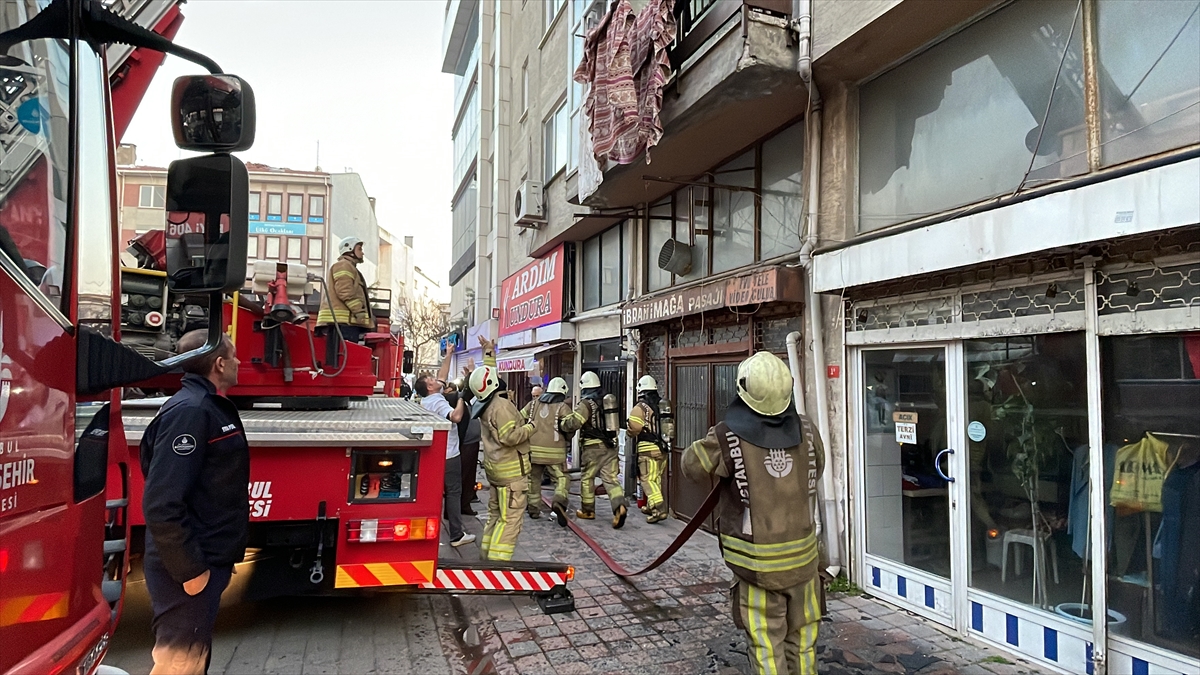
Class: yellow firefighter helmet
735,351,793,417
547,377,569,395
580,371,601,389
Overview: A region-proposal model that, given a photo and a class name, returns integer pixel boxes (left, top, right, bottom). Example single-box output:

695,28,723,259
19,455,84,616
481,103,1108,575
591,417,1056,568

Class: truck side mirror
171,74,256,152
164,153,249,293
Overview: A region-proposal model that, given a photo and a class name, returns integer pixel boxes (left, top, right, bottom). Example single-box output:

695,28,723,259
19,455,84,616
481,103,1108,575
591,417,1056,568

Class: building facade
116,148,383,297
807,2,1199,673
444,1,1200,673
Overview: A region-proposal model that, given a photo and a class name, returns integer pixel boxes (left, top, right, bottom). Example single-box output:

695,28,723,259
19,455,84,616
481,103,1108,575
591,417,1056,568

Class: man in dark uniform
141,329,249,675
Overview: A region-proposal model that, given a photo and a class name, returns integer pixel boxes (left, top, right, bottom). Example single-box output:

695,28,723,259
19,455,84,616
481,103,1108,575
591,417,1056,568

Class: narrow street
105,482,1047,675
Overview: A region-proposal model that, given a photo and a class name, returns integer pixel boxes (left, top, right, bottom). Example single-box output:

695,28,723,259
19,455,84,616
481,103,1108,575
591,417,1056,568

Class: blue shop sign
249,222,306,235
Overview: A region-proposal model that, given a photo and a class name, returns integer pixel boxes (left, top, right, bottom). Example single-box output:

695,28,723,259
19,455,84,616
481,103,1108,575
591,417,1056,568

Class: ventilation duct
657,239,692,276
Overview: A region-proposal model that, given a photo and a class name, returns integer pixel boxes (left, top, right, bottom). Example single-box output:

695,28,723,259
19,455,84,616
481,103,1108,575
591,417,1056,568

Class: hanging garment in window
575,0,677,165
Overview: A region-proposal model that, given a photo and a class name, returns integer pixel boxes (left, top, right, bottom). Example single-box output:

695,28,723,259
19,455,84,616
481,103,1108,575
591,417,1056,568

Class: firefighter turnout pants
637,451,666,517
579,444,626,513
481,476,528,561
527,462,569,516
731,576,822,675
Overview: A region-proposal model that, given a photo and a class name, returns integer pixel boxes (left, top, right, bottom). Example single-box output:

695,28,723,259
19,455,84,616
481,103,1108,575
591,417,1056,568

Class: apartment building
116,147,385,297
445,1,1200,673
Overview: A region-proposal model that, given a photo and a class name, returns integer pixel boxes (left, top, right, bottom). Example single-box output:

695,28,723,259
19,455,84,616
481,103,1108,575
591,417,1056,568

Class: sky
123,0,454,295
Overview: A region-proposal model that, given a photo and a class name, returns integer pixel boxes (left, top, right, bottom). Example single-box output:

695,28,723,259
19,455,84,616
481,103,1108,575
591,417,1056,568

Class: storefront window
642,121,805,288
678,185,710,284
601,225,621,306
1101,333,1199,658
964,335,1089,615
862,348,951,578
582,223,625,310
581,339,621,363
583,235,600,309
760,122,804,260
858,0,1087,231
1097,0,1200,168
712,151,755,274
647,198,672,291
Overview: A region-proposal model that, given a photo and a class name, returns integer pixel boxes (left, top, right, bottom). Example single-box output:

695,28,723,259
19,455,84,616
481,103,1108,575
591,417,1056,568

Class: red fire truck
0,2,569,674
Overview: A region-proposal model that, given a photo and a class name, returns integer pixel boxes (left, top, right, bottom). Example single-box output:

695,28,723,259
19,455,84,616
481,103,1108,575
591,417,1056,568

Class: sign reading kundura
499,244,566,337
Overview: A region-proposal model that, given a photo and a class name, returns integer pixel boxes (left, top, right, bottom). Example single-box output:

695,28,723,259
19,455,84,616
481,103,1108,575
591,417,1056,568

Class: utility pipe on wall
794,0,843,577
786,331,807,416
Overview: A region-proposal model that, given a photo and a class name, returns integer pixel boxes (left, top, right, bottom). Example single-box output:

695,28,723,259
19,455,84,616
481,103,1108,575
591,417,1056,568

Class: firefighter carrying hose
522,377,573,526
566,372,628,528
468,335,535,561
626,375,668,524
682,351,825,675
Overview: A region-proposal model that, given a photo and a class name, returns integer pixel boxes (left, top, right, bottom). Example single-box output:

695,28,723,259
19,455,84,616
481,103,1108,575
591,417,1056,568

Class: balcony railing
668,0,791,70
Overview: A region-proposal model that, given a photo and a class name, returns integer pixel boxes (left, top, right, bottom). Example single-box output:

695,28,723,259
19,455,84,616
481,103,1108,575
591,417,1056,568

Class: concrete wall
329,173,381,284
812,0,899,62
503,0,586,278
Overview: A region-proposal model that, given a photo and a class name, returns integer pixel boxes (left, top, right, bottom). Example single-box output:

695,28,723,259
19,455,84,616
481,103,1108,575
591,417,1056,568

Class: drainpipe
786,332,807,416
794,0,842,578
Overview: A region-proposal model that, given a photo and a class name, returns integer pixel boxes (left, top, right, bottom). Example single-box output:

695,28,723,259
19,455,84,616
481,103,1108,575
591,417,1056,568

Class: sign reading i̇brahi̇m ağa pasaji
498,244,566,337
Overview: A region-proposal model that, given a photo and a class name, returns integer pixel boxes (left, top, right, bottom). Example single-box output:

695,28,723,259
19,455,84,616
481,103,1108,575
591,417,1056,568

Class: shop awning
496,343,570,372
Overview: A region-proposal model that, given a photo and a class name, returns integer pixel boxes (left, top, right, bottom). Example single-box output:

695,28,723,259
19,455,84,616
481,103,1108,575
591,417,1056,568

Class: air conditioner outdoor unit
514,180,545,228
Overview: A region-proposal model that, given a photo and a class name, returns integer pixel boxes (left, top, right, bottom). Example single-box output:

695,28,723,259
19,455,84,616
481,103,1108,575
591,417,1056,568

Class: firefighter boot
526,464,545,519
612,502,628,529
647,504,668,524
552,503,568,527
576,503,595,520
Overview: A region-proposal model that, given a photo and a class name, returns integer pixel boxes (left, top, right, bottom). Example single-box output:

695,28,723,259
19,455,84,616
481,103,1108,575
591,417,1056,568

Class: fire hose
541,481,721,577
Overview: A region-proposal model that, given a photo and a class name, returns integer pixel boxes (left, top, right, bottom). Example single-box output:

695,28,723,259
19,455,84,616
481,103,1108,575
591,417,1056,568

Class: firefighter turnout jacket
140,374,250,584
627,401,663,455
568,398,612,449
524,399,574,465
317,253,374,329
478,351,534,486
682,414,825,591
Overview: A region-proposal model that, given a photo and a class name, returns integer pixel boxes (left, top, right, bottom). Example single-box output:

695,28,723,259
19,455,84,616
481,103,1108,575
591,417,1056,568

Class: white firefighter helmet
735,351,793,417
547,377,569,395
338,236,364,256
580,371,601,390
469,364,501,400
636,375,657,392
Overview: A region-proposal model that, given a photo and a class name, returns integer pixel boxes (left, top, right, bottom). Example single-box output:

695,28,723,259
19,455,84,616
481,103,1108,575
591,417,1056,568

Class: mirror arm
157,291,227,369
0,0,223,74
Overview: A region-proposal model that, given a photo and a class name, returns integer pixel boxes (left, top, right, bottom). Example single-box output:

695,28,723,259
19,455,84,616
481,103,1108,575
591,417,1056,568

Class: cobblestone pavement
103,479,1049,674
442,483,1050,675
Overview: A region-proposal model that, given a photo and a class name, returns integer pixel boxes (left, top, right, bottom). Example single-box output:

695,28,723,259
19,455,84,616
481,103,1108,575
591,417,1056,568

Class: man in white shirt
416,344,476,548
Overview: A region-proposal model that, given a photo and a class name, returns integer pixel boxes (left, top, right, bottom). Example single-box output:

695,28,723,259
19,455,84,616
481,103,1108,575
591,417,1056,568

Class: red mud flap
420,560,576,614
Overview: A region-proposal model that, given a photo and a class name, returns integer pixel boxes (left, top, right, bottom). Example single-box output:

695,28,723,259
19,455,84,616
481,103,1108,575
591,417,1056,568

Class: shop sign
725,268,787,306
497,354,537,372
893,411,917,445
622,265,802,327
621,281,725,327
499,244,566,337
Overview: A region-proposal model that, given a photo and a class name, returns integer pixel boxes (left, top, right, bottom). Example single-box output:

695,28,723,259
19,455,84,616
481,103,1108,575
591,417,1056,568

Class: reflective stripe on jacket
681,417,825,591
627,401,661,455
525,399,573,464
316,254,374,329
478,346,533,485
